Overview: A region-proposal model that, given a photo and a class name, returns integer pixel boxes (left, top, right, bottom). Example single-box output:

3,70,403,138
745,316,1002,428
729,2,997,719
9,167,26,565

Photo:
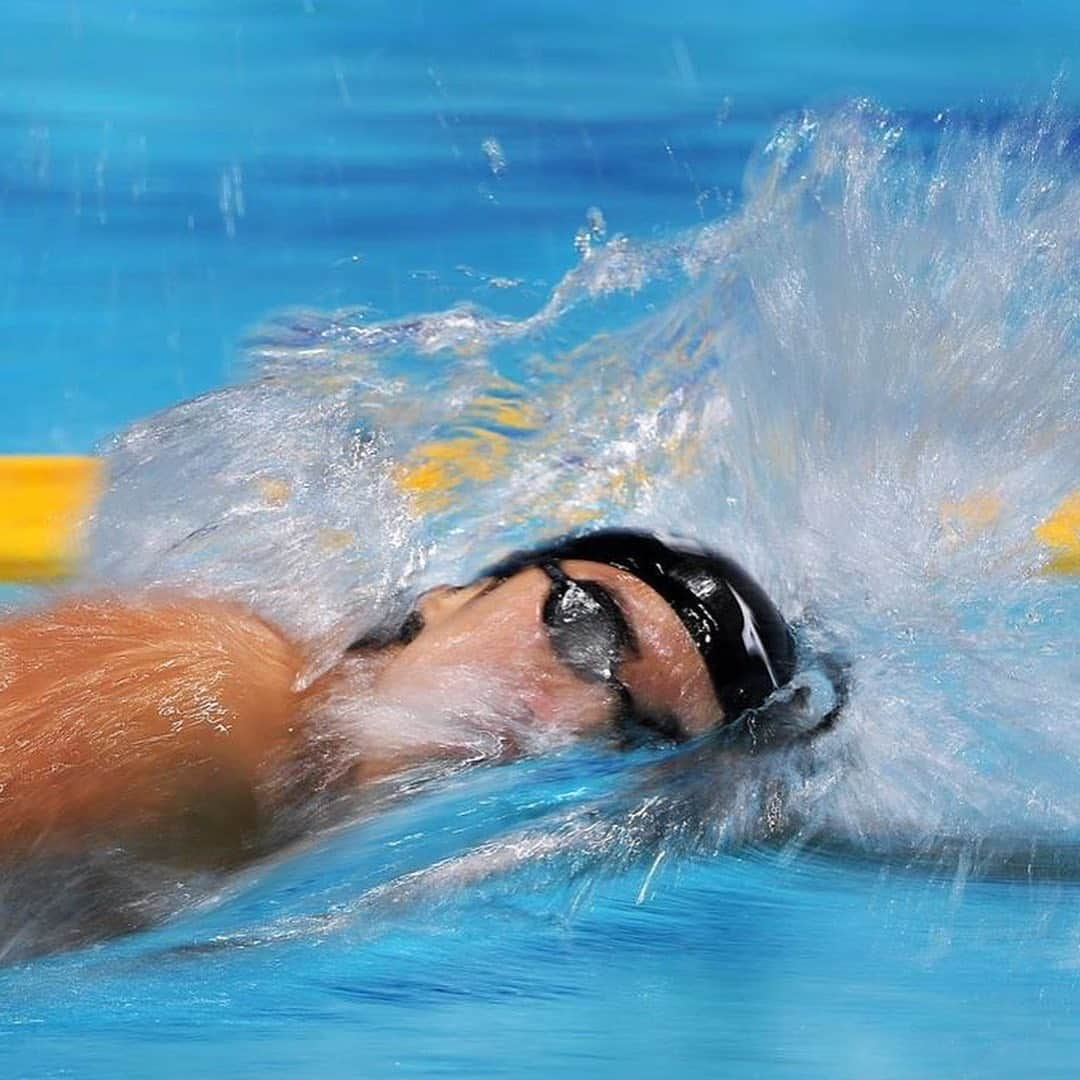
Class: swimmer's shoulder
0,591,305,721
0,592,309,865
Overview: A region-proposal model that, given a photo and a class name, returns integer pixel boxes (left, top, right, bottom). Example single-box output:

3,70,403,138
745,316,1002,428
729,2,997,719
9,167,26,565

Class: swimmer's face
371,560,721,744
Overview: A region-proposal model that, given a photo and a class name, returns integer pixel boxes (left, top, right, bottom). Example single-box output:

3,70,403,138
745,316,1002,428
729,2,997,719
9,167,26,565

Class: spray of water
63,100,1080,955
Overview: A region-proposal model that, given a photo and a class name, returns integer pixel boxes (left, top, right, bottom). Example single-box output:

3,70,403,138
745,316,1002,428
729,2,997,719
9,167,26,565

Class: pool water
2,2,1080,1077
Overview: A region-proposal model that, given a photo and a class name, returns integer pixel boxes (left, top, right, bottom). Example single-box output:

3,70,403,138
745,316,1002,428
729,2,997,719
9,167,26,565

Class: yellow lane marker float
0,456,104,582
0,452,1077,583
395,384,544,513
1035,492,1080,575
937,489,1080,576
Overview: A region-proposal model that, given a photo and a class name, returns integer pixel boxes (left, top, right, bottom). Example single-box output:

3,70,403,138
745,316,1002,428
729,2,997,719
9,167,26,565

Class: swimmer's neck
0,595,455,872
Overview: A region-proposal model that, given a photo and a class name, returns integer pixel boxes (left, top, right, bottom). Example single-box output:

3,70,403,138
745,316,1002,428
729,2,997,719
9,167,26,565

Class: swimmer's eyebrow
469,577,504,601
451,574,507,615
473,568,645,656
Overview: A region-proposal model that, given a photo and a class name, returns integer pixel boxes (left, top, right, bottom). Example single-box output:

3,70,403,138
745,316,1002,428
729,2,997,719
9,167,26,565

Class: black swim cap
485,529,797,722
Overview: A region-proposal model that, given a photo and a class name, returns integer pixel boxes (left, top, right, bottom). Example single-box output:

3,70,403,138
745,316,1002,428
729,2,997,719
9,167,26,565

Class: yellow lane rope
1035,492,1080,576
0,452,1077,583
0,456,104,582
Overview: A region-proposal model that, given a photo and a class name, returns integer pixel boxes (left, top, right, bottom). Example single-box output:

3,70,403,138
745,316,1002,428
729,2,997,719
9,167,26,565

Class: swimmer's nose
415,579,495,629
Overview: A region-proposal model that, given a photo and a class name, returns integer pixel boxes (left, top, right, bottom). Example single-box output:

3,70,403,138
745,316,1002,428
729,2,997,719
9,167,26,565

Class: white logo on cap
725,582,779,689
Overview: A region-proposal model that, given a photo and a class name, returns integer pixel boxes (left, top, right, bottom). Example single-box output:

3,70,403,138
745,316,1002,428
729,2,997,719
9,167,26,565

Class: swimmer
0,529,797,873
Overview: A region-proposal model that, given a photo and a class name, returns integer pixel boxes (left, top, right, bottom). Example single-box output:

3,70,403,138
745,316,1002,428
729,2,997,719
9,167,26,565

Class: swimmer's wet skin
0,530,793,882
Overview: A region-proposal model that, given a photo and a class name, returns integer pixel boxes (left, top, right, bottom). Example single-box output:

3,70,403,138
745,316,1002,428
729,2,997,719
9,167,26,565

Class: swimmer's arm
0,595,307,867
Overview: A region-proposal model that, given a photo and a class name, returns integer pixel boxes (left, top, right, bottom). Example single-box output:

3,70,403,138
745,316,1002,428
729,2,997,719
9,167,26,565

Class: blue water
3,2,1080,1077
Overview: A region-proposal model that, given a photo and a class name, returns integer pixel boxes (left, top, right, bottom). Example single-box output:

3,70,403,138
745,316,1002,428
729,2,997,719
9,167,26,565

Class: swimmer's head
362,529,795,747
484,530,797,722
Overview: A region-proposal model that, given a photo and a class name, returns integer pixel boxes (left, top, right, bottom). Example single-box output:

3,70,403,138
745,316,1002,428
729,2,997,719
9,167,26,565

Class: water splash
79,100,1080,945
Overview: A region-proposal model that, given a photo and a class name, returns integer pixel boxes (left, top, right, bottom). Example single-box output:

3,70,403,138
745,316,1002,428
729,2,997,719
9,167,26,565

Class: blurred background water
2,2,1080,1077
5,0,1077,452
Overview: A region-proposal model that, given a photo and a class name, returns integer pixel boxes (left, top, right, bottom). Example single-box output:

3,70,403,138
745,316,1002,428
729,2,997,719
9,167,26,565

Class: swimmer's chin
300,651,572,784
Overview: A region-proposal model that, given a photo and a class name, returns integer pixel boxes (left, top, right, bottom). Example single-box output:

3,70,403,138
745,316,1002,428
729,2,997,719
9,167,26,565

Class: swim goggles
537,562,684,744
